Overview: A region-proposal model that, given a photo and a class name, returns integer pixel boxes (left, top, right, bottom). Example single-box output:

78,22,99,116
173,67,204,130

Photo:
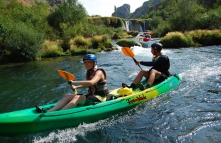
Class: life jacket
86,68,109,96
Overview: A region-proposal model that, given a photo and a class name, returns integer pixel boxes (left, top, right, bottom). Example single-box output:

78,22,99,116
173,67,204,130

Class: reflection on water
0,45,221,143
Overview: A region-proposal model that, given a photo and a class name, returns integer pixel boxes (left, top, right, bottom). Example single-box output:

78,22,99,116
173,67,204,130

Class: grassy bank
41,29,221,58
40,35,115,58
160,29,221,48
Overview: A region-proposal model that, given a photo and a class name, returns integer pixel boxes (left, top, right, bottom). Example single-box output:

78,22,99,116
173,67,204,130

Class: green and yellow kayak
0,74,182,136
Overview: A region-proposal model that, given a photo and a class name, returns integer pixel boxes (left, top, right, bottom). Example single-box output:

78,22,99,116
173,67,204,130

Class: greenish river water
0,42,221,143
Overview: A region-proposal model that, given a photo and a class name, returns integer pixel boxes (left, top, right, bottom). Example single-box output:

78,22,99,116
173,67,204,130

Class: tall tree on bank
0,1,47,62
47,0,87,35
47,0,87,51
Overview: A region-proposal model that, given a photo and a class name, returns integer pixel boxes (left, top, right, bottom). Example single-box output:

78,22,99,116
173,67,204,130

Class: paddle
57,70,75,81
121,47,142,70
57,70,77,94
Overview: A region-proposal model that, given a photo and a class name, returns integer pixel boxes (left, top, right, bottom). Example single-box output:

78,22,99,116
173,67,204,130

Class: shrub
112,33,121,39
116,39,140,47
101,35,113,49
47,0,87,33
41,49,62,57
41,40,63,57
156,21,172,37
72,36,90,48
104,42,113,49
193,9,221,30
127,31,139,37
4,22,44,62
63,23,84,38
101,35,109,43
91,36,102,49
61,37,71,52
111,27,126,38
160,32,194,48
186,29,221,46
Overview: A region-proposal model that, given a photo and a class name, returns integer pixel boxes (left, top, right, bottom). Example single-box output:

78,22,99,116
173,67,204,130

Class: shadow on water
0,45,221,143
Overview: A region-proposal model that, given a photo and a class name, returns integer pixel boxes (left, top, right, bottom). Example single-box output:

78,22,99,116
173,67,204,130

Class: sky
78,0,147,17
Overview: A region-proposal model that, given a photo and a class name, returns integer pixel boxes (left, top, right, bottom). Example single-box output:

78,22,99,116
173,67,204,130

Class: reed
41,40,63,57
70,36,91,48
90,35,103,49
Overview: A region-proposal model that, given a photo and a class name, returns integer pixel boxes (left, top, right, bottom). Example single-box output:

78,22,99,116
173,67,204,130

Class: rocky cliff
111,4,130,18
129,0,161,18
111,0,161,19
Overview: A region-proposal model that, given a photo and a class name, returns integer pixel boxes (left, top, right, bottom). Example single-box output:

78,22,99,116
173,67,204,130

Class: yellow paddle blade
121,47,134,58
57,70,75,81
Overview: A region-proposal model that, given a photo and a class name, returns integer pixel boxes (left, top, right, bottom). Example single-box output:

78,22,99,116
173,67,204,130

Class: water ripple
1,46,221,142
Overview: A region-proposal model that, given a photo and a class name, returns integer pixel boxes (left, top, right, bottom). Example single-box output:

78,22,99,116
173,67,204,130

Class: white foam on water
33,122,100,143
32,109,135,143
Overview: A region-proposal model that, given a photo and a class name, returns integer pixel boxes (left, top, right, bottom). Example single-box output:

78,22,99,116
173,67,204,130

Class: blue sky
78,0,147,16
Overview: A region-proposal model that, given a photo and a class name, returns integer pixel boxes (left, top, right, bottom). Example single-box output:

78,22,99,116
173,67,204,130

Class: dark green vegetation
0,0,221,64
115,0,221,48
116,39,141,47
141,0,221,37
0,0,132,64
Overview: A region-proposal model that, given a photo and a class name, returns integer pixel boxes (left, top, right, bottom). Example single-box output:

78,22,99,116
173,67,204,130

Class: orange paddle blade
121,47,134,58
57,70,75,81
121,47,142,70
138,37,143,41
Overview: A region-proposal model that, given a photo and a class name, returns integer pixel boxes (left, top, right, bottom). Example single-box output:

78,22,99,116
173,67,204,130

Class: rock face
111,0,161,18
129,0,161,18
129,1,150,18
111,4,130,18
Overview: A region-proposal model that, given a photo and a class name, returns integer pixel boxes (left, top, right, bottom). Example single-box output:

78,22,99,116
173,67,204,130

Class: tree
47,0,87,33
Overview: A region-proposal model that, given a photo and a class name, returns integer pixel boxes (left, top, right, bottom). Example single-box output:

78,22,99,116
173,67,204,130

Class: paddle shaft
68,83,78,94
132,58,142,70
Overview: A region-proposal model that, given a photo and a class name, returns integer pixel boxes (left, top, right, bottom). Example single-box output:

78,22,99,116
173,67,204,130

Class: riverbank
40,29,221,59
1,29,221,65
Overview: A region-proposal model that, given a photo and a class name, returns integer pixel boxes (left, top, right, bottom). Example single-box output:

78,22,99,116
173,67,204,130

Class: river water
0,40,221,143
